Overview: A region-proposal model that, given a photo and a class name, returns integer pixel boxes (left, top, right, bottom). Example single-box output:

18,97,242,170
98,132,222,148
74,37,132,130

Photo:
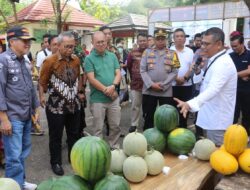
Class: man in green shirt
85,31,121,148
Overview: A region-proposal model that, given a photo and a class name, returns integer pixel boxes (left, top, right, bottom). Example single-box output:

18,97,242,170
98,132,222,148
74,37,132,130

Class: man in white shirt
174,27,237,146
36,34,52,70
171,28,194,128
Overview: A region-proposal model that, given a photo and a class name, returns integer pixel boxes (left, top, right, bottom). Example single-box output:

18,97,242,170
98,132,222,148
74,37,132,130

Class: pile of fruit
4,105,249,189
111,131,165,183
38,136,131,190
210,124,250,175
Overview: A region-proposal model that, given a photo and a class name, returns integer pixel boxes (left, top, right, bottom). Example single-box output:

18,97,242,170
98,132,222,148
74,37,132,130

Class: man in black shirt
230,34,250,135
191,33,202,53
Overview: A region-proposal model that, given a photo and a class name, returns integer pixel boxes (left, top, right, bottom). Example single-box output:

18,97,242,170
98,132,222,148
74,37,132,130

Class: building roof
9,0,104,27
107,13,171,31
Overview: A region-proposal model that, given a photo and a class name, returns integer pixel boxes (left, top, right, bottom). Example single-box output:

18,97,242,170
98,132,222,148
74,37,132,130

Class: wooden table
215,171,250,190
130,154,215,190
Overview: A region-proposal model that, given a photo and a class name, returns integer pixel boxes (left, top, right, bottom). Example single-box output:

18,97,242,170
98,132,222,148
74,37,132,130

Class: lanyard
202,51,226,80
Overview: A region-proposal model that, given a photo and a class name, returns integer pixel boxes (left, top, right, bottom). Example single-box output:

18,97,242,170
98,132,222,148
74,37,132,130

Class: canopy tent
148,0,250,34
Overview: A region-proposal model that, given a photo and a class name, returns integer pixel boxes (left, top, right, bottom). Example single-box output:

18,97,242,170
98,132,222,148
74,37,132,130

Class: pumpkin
123,156,148,183
70,136,111,183
210,149,238,175
154,104,179,133
94,174,131,190
123,132,147,157
193,139,216,161
37,175,91,190
238,149,250,173
0,178,21,190
167,128,196,155
143,128,166,153
224,124,248,156
144,150,165,175
110,149,127,174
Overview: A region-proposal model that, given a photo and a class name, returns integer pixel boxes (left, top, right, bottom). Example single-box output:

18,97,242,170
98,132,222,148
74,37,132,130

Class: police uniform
140,29,180,130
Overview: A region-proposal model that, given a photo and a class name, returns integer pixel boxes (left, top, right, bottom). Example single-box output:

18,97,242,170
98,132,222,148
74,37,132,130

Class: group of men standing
0,23,249,190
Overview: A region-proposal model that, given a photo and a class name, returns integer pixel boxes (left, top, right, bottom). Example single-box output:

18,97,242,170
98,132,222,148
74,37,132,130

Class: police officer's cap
154,29,167,38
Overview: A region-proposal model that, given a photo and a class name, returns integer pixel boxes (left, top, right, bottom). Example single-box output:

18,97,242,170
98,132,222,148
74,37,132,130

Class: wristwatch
113,83,119,89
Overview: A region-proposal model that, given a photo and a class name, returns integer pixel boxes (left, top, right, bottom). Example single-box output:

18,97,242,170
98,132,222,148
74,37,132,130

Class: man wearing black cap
0,26,39,190
140,29,180,130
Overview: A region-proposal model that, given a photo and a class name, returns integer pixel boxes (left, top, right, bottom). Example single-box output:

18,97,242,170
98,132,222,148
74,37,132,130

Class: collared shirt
140,47,179,97
36,48,51,68
127,48,145,91
171,46,194,86
0,49,40,121
187,50,237,130
230,49,250,92
39,52,81,114
85,49,120,103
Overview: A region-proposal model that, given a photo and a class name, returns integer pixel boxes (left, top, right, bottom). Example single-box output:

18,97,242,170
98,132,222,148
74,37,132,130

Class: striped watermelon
94,174,131,190
154,104,179,133
37,175,91,190
143,128,166,153
70,136,111,183
167,128,196,155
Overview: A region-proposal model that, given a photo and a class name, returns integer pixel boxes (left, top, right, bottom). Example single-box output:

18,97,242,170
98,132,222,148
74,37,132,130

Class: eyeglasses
64,45,75,49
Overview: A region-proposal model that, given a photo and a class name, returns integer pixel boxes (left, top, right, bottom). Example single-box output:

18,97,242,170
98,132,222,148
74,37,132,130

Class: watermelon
37,175,91,190
167,128,196,155
94,174,131,190
154,104,179,133
70,136,111,183
143,128,166,153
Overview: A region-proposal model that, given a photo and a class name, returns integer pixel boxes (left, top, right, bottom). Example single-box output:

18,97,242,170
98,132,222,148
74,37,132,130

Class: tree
51,0,70,34
0,0,26,31
79,0,123,23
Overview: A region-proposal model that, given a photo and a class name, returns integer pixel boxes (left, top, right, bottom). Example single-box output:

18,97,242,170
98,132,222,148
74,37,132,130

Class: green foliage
0,0,27,32
80,0,123,22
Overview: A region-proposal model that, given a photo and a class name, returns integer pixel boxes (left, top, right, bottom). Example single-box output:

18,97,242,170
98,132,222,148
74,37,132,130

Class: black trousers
233,91,250,135
173,85,193,128
46,108,81,165
142,95,174,131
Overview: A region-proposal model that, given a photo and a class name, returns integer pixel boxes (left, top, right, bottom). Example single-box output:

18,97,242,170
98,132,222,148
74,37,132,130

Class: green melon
167,128,196,155
154,104,179,133
0,178,21,190
37,175,91,190
143,128,166,153
123,132,147,157
193,139,216,161
123,156,148,183
94,174,131,190
70,136,111,183
110,149,127,174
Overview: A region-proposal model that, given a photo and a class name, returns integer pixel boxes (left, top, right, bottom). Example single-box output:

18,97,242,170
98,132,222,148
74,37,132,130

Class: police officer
140,29,180,130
